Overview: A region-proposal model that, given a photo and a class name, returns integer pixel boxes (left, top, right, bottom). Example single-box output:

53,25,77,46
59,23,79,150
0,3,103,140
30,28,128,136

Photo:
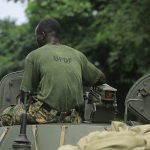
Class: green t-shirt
20,44,103,111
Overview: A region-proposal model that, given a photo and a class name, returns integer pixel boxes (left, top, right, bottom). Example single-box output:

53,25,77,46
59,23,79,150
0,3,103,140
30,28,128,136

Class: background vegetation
0,0,150,117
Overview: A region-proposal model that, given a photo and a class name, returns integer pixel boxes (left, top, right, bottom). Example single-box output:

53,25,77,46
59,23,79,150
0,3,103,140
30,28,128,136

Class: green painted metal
125,73,150,123
0,124,109,150
0,71,23,114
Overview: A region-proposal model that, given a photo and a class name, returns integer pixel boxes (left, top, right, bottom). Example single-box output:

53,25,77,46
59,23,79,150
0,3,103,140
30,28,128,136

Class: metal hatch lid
125,73,150,123
0,71,23,114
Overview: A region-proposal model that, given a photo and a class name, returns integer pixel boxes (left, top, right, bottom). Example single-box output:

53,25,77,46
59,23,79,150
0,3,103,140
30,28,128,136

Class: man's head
35,18,61,47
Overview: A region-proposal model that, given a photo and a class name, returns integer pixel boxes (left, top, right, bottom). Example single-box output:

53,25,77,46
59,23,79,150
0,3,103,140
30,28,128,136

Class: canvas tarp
58,121,150,150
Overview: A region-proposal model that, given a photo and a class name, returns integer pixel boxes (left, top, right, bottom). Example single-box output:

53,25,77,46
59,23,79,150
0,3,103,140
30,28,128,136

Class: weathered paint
0,123,109,150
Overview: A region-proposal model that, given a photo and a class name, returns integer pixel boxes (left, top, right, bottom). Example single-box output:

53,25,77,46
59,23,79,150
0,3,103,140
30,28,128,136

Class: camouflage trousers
1,101,82,126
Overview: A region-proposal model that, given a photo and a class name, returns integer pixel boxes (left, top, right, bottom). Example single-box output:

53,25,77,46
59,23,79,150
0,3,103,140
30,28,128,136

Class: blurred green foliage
0,19,36,77
1,0,150,116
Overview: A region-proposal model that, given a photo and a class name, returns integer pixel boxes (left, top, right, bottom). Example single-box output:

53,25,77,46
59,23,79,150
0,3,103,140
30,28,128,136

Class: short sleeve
20,53,40,93
81,54,103,86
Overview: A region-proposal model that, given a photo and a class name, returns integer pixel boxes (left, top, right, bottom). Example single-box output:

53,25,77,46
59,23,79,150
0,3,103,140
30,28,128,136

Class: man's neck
47,36,60,45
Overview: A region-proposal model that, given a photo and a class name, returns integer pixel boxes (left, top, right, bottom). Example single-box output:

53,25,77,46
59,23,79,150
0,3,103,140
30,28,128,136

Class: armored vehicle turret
0,71,150,150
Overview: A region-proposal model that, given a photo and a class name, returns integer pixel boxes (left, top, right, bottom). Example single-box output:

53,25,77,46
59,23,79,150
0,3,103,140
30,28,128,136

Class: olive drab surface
0,71,23,115
0,71,150,150
124,73,150,123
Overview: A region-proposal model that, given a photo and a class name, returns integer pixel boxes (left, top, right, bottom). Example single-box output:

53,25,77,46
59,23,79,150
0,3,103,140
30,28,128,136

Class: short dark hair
36,18,61,37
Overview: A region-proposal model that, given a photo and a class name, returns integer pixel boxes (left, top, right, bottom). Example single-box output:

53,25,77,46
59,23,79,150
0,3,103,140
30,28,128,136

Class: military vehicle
0,71,150,150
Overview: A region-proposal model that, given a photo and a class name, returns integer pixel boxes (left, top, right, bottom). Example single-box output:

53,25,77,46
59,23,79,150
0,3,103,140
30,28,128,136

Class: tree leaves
1,0,150,116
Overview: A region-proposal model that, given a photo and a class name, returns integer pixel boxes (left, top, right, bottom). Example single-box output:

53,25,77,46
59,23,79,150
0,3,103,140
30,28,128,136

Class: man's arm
81,53,106,87
20,53,40,93
20,53,40,104
93,72,106,86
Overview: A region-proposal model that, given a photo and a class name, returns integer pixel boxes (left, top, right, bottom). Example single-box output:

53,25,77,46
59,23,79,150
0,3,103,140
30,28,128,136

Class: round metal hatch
0,71,23,114
125,73,150,123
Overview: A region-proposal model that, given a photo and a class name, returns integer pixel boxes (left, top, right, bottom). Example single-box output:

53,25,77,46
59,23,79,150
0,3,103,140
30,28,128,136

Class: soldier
1,18,106,125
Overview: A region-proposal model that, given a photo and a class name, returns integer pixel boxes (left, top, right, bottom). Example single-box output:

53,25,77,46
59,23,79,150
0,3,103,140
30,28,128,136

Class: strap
59,125,68,147
32,125,39,150
0,127,9,143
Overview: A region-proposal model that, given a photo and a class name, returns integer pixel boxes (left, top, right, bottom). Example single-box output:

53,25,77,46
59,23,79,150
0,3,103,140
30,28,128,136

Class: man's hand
93,73,106,86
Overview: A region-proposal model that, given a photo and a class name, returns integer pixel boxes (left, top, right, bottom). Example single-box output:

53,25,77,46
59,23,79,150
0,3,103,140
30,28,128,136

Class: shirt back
21,44,101,111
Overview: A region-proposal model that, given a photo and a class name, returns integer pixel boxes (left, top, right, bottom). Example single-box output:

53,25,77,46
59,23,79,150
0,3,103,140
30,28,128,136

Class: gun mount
84,84,117,123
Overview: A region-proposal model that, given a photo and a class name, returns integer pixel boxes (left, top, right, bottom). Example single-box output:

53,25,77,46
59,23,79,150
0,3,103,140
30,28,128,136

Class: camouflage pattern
1,104,24,126
1,105,14,126
28,101,82,124
12,104,25,124
1,101,81,126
